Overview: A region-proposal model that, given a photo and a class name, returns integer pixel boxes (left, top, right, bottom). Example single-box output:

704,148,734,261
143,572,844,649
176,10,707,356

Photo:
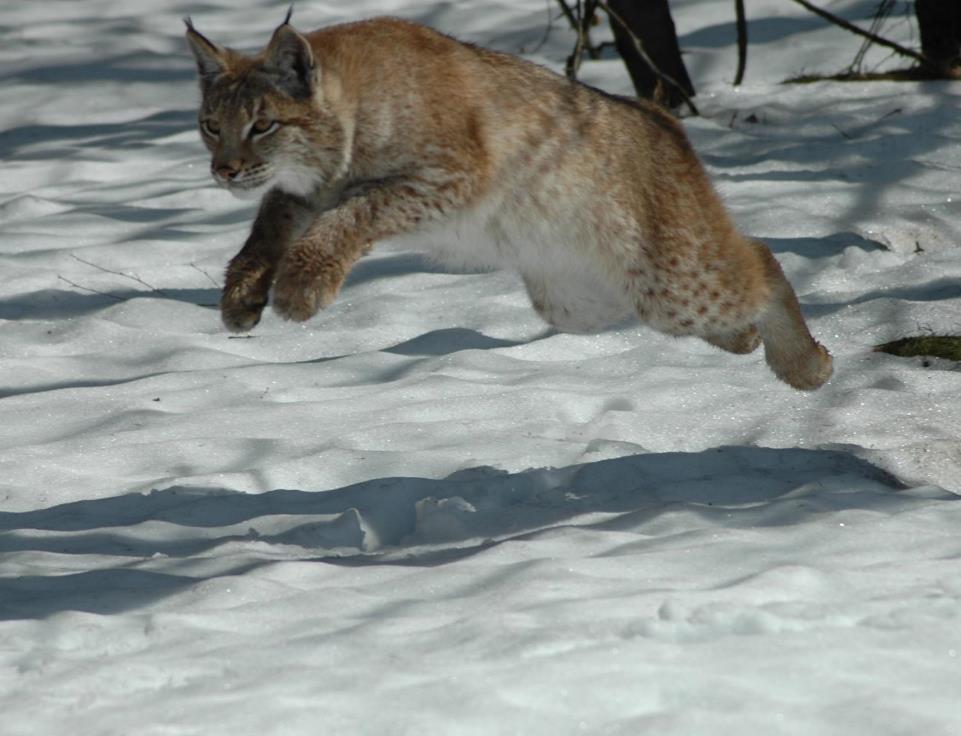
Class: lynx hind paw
767,341,833,391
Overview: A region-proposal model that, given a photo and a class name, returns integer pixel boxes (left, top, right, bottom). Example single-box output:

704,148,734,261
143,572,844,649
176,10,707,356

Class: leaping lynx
185,14,832,390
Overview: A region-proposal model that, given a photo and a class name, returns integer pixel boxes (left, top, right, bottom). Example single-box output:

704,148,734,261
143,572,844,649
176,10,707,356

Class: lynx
185,14,832,390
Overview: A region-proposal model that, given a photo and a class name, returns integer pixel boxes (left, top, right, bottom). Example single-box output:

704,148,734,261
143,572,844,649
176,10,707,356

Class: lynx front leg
221,190,315,332
273,171,478,322
271,235,371,321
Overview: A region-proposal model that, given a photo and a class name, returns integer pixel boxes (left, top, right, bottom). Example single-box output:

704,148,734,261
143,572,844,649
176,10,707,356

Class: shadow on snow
1,445,948,621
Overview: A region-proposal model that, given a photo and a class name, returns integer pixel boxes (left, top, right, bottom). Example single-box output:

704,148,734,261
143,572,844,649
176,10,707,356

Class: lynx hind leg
750,240,832,390
632,236,830,390
705,325,761,355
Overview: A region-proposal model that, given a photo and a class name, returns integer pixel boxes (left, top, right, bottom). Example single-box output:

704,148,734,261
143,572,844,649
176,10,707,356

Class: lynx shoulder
185,15,832,390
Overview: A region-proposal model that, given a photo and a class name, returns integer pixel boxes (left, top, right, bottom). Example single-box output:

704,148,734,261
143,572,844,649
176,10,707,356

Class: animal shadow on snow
1,445,946,621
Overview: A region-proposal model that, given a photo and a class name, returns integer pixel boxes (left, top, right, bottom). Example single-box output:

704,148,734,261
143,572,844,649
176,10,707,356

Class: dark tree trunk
606,0,695,109
916,0,961,77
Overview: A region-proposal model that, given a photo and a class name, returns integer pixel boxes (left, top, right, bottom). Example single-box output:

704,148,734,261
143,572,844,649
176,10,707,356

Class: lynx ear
184,19,229,83
262,23,316,99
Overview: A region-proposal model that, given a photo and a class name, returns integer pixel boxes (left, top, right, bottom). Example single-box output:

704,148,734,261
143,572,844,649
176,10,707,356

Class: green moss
875,336,961,361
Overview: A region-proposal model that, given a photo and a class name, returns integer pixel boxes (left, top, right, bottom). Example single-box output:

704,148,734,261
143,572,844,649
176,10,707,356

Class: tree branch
71,254,172,297
596,0,699,115
57,275,124,300
555,0,579,31
559,0,601,79
734,0,747,85
788,0,936,71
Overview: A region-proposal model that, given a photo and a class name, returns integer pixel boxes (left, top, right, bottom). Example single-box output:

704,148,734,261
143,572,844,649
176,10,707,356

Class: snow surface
2,0,961,733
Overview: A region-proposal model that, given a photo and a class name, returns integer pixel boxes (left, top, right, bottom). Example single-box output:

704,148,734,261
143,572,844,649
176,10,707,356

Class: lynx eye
200,119,220,138
249,119,279,138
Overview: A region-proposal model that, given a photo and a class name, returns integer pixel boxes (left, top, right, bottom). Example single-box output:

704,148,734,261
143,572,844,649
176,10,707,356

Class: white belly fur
388,197,634,332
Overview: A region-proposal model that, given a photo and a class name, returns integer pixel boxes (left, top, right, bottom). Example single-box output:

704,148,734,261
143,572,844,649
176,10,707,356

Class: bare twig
529,0,557,54
70,254,172,297
57,275,124,300
568,1,587,79
830,122,854,140
596,0,699,115
734,0,748,85
555,0,579,30
582,1,602,60
788,0,935,71
190,262,220,287
849,0,895,74
559,0,600,79
557,0,582,78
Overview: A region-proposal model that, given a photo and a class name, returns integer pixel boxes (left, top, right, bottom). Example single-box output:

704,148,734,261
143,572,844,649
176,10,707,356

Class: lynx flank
186,15,832,390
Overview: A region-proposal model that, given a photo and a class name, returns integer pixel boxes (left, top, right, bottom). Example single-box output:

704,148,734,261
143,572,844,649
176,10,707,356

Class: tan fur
186,16,832,390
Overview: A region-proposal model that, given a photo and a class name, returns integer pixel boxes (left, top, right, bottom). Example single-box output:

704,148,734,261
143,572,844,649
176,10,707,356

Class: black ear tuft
283,5,294,26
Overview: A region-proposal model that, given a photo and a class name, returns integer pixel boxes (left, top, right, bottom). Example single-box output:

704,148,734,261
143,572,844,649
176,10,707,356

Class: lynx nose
213,161,241,181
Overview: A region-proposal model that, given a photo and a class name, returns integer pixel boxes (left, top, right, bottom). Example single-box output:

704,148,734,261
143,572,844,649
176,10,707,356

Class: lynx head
185,14,345,198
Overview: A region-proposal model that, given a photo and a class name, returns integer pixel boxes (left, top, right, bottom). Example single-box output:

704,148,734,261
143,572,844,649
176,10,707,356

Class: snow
2,0,961,733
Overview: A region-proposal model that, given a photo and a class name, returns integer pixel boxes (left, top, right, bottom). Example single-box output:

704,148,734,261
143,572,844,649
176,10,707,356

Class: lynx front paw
221,256,273,332
222,293,268,332
271,251,345,322
271,275,325,322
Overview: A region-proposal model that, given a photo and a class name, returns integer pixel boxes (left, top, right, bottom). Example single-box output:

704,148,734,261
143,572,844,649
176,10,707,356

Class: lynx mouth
214,173,273,200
